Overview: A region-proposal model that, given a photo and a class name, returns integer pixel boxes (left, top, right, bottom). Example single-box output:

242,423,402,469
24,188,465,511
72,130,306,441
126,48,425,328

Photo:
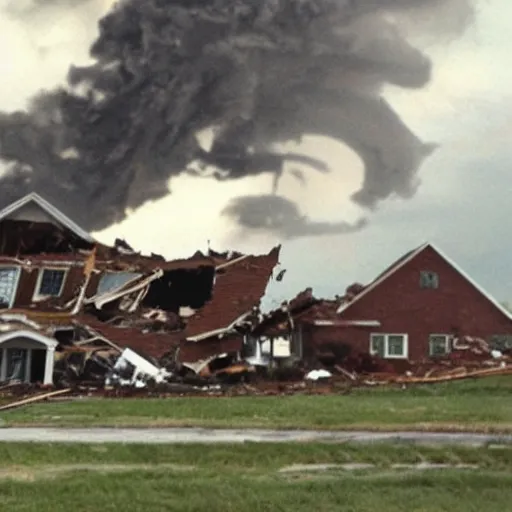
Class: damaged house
250,243,512,370
0,192,281,386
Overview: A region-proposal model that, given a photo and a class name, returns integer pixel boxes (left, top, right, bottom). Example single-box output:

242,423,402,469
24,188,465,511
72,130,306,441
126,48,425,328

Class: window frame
96,271,142,296
428,333,451,357
419,270,439,289
369,333,409,359
0,265,22,308
32,267,69,302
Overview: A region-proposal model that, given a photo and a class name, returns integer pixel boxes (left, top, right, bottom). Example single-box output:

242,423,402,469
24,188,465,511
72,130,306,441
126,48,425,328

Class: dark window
370,335,385,357
420,271,439,289
38,269,66,297
387,335,406,356
6,349,27,381
429,334,450,356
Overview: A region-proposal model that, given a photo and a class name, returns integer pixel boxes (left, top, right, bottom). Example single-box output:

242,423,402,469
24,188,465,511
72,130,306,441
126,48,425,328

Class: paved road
0,427,510,445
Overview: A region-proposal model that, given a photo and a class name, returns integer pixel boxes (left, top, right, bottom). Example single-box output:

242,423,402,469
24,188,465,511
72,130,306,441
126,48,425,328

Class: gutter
312,320,381,327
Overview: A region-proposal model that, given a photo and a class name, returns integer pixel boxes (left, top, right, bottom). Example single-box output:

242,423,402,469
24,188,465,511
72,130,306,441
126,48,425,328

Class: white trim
428,333,451,356
370,333,409,359
44,347,56,385
337,242,512,321
0,192,94,243
32,267,69,302
0,330,58,349
0,265,22,309
313,320,381,327
0,331,57,385
32,261,83,267
430,243,512,320
0,314,41,329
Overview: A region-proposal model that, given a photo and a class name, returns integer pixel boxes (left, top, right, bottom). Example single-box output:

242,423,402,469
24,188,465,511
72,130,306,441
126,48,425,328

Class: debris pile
0,193,511,408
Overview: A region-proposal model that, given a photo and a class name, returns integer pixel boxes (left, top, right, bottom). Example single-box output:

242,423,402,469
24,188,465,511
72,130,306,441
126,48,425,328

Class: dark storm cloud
0,0,473,236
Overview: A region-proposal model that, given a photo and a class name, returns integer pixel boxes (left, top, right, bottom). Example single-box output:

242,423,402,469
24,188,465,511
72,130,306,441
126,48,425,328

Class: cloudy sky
1,0,511,310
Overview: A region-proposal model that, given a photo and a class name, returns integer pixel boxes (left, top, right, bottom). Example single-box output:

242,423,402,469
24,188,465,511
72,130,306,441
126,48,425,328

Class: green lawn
2,376,512,431
0,443,511,511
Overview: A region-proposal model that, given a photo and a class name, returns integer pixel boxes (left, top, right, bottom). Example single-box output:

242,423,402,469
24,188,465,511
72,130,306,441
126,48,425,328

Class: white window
33,268,67,301
429,334,451,357
370,333,408,359
97,272,141,296
0,267,21,308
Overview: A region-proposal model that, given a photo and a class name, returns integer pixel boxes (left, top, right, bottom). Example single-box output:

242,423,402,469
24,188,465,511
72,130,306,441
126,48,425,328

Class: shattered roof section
93,243,216,272
185,246,281,340
253,287,319,336
206,248,244,266
3,245,216,273
77,315,181,361
253,288,345,335
294,300,341,323
286,288,319,312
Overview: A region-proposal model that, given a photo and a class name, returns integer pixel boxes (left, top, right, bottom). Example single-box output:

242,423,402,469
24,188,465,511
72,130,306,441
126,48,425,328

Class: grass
1,442,512,469
2,376,512,432
0,442,511,511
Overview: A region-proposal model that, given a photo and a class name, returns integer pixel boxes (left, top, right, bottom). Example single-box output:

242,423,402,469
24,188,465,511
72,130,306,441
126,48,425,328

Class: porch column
0,348,6,381
255,339,262,359
43,347,55,385
24,349,32,384
297,325,303,359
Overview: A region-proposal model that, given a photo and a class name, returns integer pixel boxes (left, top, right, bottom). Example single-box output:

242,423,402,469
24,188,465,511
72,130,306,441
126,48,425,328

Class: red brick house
327,242,512,361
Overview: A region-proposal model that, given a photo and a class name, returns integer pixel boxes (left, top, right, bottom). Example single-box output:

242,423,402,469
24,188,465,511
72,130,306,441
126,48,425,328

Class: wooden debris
0,388,71,412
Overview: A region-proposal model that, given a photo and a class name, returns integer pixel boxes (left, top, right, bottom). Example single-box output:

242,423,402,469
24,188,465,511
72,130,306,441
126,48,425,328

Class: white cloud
0,0,113,111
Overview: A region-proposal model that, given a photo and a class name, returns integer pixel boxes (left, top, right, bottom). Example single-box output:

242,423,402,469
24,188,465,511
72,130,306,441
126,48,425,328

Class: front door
30,349,46,383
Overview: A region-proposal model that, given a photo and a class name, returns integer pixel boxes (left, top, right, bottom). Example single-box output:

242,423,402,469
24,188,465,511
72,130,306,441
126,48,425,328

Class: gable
0,193,94,243
4,201,60,224
338,243,512,322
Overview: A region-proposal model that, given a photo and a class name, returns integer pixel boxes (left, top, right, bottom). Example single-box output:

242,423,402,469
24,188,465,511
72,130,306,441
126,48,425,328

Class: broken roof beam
215,254,250,270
